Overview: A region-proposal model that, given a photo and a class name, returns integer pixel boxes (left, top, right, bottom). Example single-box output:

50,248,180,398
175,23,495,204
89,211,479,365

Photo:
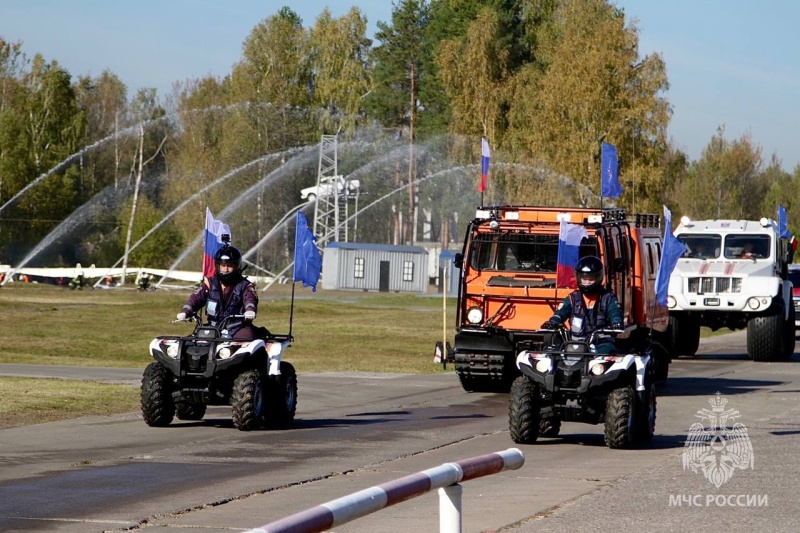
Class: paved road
1,331,799,533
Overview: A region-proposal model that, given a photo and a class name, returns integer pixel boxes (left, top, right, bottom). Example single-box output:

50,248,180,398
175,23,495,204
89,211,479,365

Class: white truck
300,175,360,202
666,216,796,361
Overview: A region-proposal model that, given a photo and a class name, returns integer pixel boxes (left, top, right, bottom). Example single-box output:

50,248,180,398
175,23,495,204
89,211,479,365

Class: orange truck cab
449,205,670,392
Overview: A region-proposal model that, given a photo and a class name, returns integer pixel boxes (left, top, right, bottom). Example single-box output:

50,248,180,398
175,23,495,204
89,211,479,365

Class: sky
1,0,798,171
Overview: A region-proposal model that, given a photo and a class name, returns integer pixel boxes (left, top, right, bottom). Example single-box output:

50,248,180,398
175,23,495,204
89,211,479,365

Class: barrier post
439,483,463,533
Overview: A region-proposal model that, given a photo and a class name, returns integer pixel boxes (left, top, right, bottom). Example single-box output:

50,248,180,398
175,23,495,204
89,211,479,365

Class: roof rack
634,213,660,228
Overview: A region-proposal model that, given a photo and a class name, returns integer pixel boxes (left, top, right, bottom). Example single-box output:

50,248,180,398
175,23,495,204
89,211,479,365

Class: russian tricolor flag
556,219,588,288
478,137,490,192
202,208,231,279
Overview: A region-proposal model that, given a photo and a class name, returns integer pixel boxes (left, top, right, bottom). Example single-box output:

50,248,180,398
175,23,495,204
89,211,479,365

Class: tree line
0,0,797,273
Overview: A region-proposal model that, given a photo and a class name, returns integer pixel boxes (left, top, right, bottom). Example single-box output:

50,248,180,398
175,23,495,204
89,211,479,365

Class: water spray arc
92,146,310,287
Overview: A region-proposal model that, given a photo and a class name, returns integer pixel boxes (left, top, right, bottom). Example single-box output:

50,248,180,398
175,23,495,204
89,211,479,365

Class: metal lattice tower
312,134,360,247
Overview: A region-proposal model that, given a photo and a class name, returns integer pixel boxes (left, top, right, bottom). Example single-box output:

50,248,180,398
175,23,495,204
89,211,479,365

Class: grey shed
321,242,429,293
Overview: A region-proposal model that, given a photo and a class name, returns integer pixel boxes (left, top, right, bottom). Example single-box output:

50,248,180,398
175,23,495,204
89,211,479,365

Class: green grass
0,283,456,372
0,283,456,428
0,377,141,429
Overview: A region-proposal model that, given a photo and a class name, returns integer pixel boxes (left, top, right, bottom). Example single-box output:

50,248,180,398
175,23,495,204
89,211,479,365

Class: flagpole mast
288,280,296,339
598,135,606,210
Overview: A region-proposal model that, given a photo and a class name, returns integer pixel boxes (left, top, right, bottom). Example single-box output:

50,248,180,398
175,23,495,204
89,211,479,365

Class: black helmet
214,244,243,284
575,256,604,295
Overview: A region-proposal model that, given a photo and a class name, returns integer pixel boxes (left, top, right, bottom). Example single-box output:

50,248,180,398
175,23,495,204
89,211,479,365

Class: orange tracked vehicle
447,205,670,392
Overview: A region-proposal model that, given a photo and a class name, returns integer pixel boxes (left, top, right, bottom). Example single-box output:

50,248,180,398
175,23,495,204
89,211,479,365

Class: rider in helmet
541,255,623,353
176,239,261,340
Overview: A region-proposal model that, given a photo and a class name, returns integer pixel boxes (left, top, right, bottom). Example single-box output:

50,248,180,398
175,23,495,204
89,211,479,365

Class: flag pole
598,136,606,210
289,279,296,339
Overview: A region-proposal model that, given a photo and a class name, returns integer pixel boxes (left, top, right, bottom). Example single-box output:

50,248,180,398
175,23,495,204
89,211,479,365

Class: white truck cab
667,216,795,361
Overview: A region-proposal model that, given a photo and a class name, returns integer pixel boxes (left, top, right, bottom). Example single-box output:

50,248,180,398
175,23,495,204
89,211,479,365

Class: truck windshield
676,234,721,259
724,234,771,259
469,232,598,272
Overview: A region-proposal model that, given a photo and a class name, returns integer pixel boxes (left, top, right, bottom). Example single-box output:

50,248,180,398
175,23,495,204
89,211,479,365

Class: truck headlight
667,295,676,309
467,307,483,324
747,298,760,310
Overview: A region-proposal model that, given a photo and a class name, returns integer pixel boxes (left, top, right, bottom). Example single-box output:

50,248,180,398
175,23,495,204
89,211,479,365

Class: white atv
667,216,795,361
510,327,656,449
141,314,297,431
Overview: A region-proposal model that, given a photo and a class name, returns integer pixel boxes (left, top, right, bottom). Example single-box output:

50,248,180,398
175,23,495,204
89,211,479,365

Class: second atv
509,327,656,449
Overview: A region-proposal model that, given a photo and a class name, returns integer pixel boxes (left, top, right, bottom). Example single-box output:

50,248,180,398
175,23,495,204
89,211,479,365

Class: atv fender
266,339,292,376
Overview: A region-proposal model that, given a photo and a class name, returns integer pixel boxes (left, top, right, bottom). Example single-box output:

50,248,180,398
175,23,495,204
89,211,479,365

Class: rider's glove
244,310,256,321
176,312,187,321
541,320,559,330
611,322,623,330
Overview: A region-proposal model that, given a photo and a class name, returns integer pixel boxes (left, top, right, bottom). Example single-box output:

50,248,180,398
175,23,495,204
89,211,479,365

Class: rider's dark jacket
548,289,622,338
181,274,258,328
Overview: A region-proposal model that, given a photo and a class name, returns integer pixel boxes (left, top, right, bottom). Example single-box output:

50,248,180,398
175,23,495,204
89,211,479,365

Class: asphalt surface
1,330,799,533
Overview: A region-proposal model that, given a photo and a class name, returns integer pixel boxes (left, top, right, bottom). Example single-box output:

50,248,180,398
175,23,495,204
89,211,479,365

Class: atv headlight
467,307,483,324
535,358,551,373
589,362,606,375
164,342,179,358
218,347,232,359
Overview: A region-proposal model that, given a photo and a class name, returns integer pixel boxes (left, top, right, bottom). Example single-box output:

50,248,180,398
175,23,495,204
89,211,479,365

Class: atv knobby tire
264,361,298,427
604,386,635,449
176,402,207,421
509,377,541,444
141,362,175,427
232,369,265,431
539,417,561,438
747,301,788,362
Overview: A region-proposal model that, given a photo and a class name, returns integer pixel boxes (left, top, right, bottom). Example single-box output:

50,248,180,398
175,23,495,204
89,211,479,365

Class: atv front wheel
141,362,175,427
176,402,207,421
509,377,541,444
604,386,635,449
539,417,561,438
264,362,298,428
232,370,265,431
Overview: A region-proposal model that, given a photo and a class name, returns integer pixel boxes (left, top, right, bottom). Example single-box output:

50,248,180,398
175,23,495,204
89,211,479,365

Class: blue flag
778,204,792,238
600,142,622,198
655,206,685,307
293,212,322,292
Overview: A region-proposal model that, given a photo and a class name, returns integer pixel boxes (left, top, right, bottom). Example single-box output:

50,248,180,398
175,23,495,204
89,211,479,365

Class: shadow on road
658,376,784,397
517,432,686,450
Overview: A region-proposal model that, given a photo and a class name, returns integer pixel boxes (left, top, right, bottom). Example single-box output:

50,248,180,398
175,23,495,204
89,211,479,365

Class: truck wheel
781,304,796,360
232,370,265,431
264,362,298,428
141,362,175,427
747,302,785,362
634,382,657,443
176,402,207,421
670,315,700,356
539,417,561,438
604,386,635,449
652,344,671,383
509,377,541,444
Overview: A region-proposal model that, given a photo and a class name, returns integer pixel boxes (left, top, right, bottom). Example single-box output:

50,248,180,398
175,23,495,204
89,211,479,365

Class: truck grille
687,277,742,294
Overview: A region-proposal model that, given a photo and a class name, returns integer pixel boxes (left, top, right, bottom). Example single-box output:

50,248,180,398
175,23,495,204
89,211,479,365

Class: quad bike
509,327,656,449
141,314,297,431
